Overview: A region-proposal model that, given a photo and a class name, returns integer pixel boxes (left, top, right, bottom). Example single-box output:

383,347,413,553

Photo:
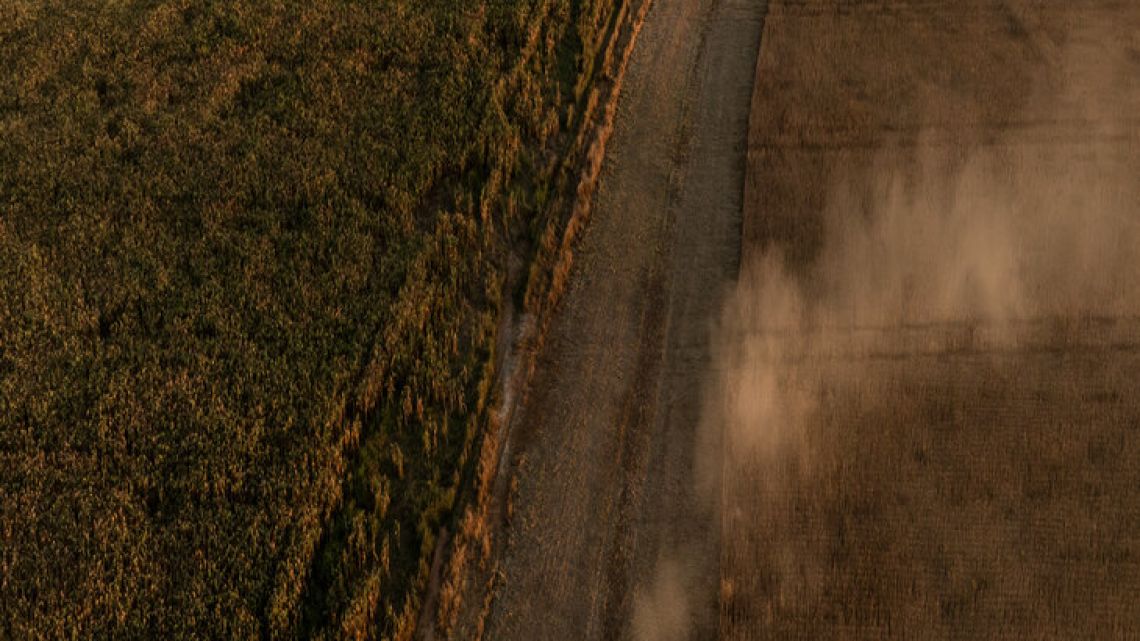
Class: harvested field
719,0,1140,638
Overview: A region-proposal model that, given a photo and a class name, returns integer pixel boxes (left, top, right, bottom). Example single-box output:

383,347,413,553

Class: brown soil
724,1,1140,638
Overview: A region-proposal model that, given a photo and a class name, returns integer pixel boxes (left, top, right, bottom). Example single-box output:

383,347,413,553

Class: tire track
482,0,767,639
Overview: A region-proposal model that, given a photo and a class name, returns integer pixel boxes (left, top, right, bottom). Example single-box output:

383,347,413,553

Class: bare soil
725,1,1140,638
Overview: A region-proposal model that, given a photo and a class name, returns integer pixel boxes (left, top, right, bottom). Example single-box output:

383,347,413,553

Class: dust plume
712,16,1140,468
631,10,1139,638
701,10,1140,636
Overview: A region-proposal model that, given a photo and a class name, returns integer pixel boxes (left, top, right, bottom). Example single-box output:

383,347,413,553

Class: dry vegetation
426,2,653,638
0,1,627,638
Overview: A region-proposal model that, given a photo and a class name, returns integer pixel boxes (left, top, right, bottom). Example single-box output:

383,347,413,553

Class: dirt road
484,0,766,639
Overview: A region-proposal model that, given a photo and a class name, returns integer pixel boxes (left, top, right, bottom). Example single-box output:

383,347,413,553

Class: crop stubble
721,1,1140,638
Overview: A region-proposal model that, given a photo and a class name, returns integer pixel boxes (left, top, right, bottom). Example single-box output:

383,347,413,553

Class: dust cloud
632,557,692,641
634,14,1138,639
710,18,1139,488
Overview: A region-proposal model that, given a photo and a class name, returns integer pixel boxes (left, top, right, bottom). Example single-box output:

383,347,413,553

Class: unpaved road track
485,0,766,639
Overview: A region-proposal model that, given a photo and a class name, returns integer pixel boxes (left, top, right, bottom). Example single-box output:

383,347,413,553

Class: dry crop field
720,0,1140,638
0,1,633,638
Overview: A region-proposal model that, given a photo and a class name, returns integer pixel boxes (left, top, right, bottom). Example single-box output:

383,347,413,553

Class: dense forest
0,0,626,637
